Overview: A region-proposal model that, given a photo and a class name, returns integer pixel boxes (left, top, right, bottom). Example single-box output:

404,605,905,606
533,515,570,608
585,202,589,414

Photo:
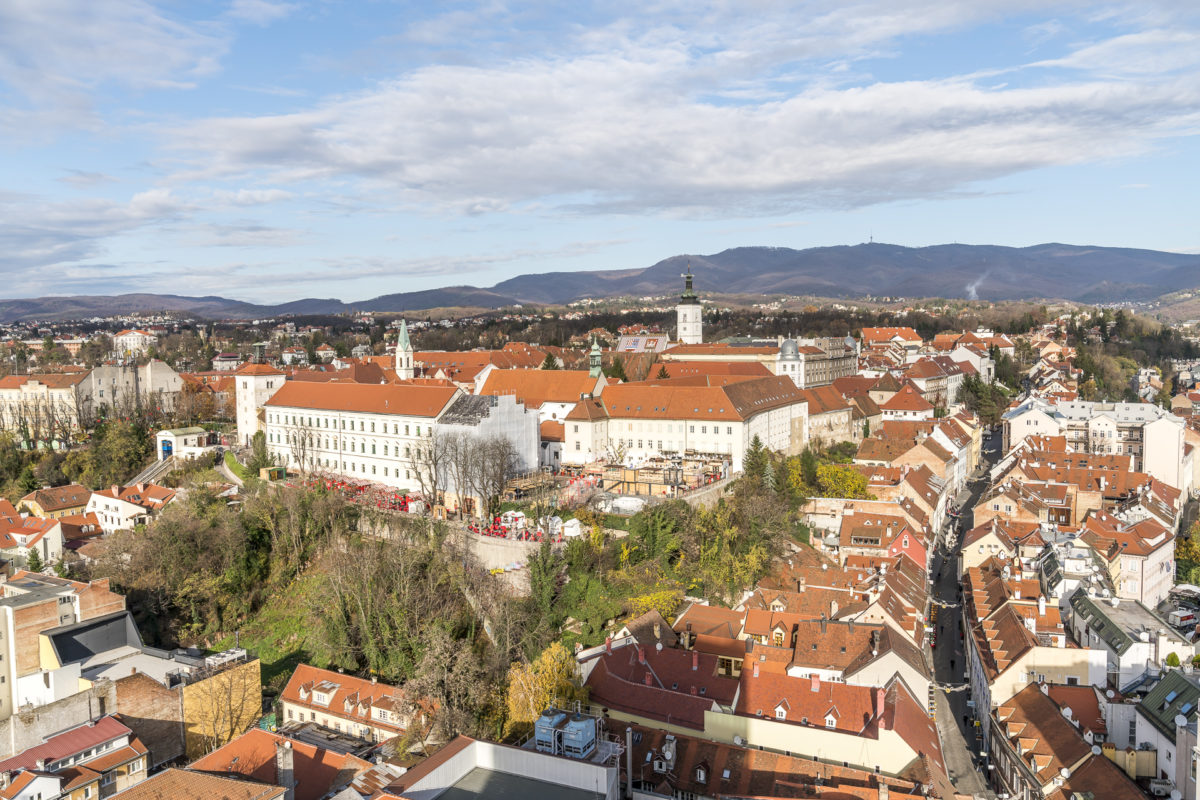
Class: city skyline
2,0,1198,303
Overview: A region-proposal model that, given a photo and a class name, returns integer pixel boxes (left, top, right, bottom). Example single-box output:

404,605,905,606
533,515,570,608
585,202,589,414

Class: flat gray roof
436,767,604,800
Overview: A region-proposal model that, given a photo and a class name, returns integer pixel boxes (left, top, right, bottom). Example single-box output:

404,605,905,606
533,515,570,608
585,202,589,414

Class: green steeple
588,336,603,378
396,318,411,351
680,263,698,305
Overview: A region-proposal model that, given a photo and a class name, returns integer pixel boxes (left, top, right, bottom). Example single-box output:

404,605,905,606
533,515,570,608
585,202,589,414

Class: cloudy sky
2,1,1198,304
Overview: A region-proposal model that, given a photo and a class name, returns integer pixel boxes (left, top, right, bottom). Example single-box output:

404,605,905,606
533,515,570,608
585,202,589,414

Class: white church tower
676,266,703,344
395,318,414,380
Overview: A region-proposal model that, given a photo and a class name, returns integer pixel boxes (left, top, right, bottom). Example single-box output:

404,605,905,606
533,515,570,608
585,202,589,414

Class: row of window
271,412,425,436
270,432,411,458
278,453,412,479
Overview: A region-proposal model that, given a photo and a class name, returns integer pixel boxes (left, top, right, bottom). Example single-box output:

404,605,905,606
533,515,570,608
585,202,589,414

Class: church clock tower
676,266,703,344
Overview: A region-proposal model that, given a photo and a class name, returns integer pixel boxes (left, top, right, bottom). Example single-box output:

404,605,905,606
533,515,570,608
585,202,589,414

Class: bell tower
395,318,414,380
588,336,603,378
676,265,702,344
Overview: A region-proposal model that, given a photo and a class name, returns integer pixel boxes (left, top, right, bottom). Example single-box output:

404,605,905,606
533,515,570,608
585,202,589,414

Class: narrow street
928,428,1003,799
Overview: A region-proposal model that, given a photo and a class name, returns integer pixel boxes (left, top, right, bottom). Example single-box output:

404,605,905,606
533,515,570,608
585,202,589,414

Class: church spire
680,262,698,305
588,335,603,378
395,318,414,380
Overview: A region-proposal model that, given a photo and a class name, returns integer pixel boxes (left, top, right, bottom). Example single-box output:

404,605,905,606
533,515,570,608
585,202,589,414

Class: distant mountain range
5,242,1199,322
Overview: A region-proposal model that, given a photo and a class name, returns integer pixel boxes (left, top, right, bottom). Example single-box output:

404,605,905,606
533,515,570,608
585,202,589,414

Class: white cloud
163,28,1200,218
212,188,295,206
0,190,191,277
1033,29,1200,75
0,0,226,130
227,0,296,26
58,170,118,188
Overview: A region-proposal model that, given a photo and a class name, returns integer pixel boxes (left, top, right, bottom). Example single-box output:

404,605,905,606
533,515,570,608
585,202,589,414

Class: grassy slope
212,573,333,693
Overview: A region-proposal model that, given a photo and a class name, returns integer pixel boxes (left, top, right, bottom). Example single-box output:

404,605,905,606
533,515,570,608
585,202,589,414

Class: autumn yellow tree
505,641,584,733
815,464,874,499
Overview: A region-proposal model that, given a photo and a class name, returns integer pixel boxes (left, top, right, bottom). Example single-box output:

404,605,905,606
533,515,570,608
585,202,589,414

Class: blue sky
1,0,1198,304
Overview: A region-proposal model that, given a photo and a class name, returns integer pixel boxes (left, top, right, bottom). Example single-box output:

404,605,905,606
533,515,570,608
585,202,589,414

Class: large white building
263,381,538,502
111,329,158,358
1003,398,1191,492
562,375,808,471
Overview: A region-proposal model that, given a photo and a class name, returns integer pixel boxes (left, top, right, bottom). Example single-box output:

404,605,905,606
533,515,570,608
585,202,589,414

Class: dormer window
775,707,786,720
825,715,836,728
696,767,707,784
654,759,667,773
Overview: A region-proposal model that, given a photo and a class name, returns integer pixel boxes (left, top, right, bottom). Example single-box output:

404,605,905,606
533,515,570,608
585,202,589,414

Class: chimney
274,740,295,800
644,672,653,686
1038,595,1047,616
35,758,46,771
692,650,699,671
811,674,820,692
111,484,119,497
637,646,645,664
137,482,145,493
876,687,887,720
690,685,697,695
605,635,613,655
753,663,760,678
819,615,827,634
879,780,890,800
654,623,662,641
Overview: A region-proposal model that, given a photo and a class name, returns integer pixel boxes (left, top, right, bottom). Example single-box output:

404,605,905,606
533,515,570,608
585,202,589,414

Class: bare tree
469,435,521,520
288,428,315,471
442,431,478,519
407,428,448,512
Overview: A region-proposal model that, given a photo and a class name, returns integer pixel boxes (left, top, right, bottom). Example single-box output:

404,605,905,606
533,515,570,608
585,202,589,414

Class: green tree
743,435,767,483
242,431,276,476
539,353,559,370
526,540,561,618
1166,652,1181,668
655,365,670,380
26,548,43,573
606,356,628,382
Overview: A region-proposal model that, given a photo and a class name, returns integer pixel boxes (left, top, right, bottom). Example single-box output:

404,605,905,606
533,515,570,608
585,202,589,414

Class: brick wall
114,672,184,767
77,579,127,621
13,599,64,676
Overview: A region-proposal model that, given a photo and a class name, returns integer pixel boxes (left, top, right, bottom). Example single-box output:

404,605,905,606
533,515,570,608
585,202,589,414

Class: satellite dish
662,745,673,761
1106,689,1115,699
1091,745,1102,755
655,642,663,652
1175,714,1189,728
1059,767,1070,779
1172,791,1182,800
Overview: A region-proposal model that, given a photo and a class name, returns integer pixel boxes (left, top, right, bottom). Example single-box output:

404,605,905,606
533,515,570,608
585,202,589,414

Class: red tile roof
584,644,739,730
880,385,934,412
478,369,601,409
0,716,131,773
190,729,370,800
264,382,459,418
281,664,406,736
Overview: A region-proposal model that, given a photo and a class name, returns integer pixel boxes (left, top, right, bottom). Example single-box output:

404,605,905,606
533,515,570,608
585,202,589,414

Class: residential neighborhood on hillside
0,266,1199,800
